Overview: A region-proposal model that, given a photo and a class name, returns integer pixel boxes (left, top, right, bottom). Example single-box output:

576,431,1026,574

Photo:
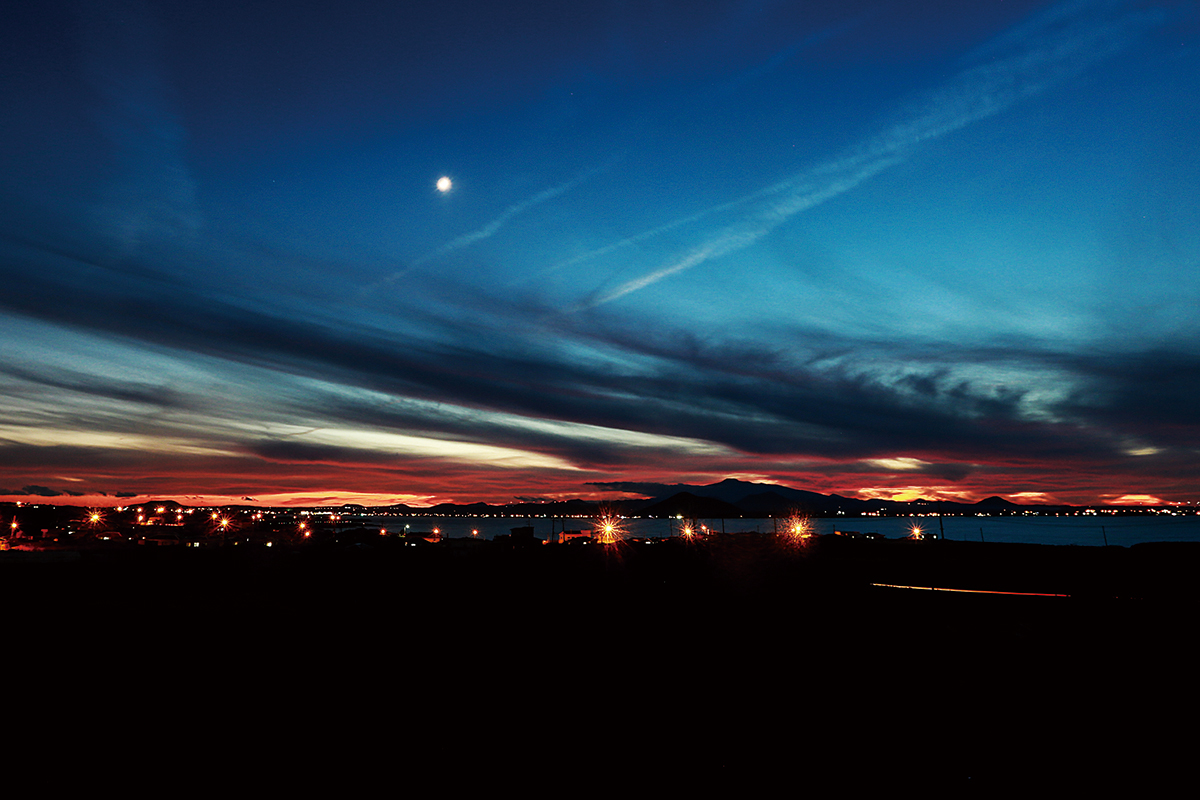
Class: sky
1,0,1198,507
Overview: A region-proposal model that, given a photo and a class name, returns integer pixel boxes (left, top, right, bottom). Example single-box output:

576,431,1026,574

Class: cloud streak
77,0,202,257
577,154,900,308
361,158,619,297
418,159,618,264
579,0,1169,307
3,238,1198,501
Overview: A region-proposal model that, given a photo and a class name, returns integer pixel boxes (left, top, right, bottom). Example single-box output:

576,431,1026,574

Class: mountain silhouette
637,492,745,519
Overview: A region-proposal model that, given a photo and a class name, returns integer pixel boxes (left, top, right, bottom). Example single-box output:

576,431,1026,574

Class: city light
595,513,624,545
779,513,813,548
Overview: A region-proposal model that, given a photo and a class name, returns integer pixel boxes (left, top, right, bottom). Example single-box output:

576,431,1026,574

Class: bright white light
436,176,452,192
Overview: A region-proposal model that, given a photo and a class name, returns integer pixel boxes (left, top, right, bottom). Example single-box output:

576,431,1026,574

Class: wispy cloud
77,0,202,258
416,158,619,265
580,0,1168,308
362,157,619,296
577,154,900,308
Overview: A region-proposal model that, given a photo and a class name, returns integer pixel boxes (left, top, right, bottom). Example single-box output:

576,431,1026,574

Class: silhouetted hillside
638,491,745,519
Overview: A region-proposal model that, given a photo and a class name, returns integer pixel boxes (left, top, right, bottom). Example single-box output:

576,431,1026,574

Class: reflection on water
358,514,1200,547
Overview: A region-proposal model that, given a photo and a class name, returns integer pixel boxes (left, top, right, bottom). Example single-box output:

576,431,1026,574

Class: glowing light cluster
778,513,813,548
594,513,624,545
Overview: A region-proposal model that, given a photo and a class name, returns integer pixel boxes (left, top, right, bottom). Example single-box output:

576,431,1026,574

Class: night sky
2,0,1198,507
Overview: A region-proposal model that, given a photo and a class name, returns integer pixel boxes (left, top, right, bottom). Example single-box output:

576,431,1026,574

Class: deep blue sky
2,0,1197,506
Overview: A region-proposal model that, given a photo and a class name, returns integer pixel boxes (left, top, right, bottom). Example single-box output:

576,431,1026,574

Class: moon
436,176,452,193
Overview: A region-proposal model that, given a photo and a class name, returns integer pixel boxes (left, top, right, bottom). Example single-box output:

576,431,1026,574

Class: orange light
779,513,813,548
594,513,624,545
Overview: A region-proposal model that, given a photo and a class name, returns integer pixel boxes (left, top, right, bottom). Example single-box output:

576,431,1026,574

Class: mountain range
366,478,1041,518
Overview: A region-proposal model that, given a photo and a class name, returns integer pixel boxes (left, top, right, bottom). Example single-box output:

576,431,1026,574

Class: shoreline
5,533,1198,600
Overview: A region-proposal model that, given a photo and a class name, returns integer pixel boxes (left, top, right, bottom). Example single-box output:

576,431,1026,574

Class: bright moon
436,176,452,192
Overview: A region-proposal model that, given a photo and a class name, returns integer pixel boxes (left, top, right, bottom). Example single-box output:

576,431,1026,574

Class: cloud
0,362,192,412
21,485,62,497
577,0,1169,307
362,157,624,296
577,154,899,308
420,158,619,264
4,216,1192,479
585,481,697,499
246,440,389,466
4,205,1196,492
76,0,202,257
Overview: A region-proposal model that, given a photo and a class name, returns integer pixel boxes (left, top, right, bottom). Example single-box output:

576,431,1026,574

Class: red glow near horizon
0,453,1192,508
1104,494,1165,506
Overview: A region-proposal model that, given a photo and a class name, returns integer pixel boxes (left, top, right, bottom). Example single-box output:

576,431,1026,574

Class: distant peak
975,496,1020,507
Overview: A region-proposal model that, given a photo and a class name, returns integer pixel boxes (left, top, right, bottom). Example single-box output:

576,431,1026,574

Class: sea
354,513,1200,547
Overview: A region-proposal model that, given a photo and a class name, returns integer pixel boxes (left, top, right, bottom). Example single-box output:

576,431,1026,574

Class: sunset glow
1104,495,1165,507
2,2,1197,508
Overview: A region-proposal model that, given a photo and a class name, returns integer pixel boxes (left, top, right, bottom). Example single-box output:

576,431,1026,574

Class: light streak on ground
871,583,1069,597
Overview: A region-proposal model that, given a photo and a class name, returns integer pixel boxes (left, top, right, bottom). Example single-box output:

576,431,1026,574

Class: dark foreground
4,535,1195,792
